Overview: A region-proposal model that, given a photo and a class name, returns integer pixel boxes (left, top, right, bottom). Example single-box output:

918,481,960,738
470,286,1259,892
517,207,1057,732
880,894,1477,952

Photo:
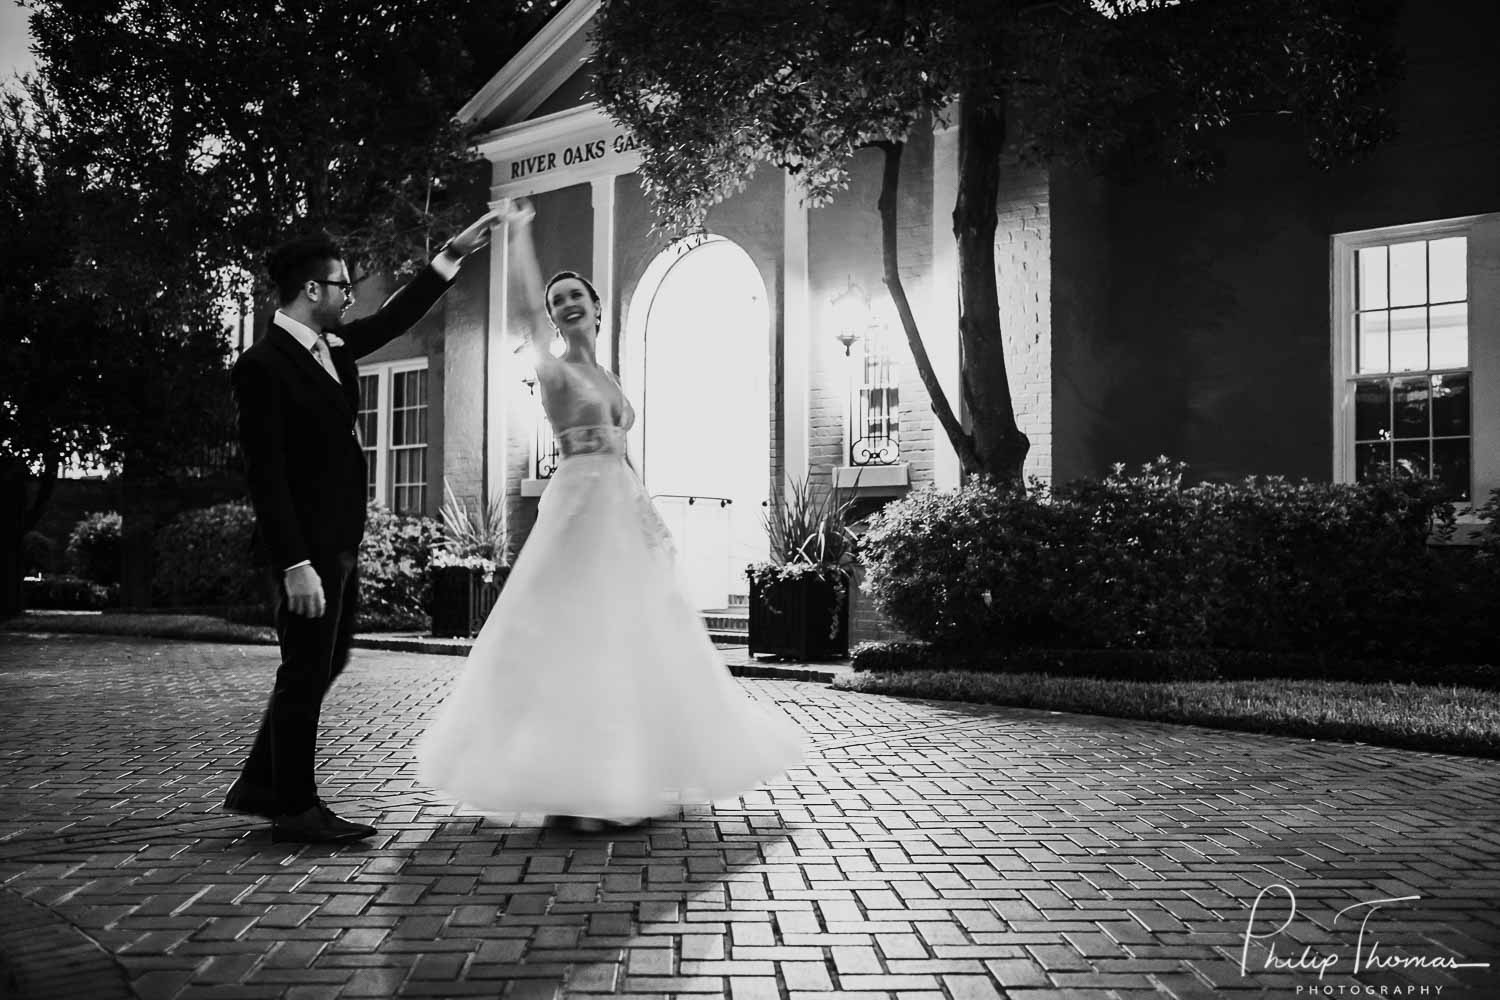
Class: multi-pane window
357,361,429,513
851,323,901,466
390,369,428,513
358,373,380,501
1349,235,1471,499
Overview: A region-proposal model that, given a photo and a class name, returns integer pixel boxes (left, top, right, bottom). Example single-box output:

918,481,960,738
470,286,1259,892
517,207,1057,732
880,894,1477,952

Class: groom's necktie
310,335,341,384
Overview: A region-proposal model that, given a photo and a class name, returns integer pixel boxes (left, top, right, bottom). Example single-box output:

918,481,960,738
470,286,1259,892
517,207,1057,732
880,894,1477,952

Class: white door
631,238,770,610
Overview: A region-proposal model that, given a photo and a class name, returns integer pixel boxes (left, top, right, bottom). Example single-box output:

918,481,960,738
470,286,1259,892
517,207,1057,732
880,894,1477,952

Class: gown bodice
552,364,635,459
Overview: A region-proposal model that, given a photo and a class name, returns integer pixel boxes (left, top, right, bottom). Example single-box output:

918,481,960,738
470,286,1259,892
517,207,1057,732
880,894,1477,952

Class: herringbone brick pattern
1,633,1496,999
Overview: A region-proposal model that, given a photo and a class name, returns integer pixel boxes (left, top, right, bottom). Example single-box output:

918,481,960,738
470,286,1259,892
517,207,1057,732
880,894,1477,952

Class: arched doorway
623,237,770,610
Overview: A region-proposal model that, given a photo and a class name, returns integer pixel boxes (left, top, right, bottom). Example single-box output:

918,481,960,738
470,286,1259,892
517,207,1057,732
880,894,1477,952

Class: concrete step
702,607,749,644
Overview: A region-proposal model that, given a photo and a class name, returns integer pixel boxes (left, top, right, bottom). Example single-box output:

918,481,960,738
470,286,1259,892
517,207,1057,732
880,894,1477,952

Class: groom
225,210,498,843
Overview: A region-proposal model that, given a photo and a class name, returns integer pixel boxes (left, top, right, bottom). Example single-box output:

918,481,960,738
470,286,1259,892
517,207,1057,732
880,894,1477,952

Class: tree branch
873,139,979,473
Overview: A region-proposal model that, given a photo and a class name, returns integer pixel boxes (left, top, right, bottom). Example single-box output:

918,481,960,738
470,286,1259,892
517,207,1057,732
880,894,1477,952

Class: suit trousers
237,550,360,813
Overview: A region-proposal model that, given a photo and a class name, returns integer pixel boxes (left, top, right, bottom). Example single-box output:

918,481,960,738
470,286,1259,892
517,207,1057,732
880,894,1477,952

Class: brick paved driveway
1,633,1496,1000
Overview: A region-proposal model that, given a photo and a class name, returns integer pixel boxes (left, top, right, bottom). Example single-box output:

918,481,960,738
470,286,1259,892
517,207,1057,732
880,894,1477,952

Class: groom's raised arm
338,209,502,360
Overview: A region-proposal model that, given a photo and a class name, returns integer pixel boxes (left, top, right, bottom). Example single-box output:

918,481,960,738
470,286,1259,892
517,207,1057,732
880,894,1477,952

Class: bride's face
547,278,598,339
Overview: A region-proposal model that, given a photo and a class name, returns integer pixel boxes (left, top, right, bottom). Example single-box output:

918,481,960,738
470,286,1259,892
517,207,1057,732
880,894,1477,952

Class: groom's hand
284,564,326,618
444,207,504,258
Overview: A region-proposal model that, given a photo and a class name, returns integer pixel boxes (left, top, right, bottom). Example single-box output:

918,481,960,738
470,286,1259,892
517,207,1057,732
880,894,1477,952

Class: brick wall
436,235,491,519
1047,0,1500,487
994,157,1053,486
441,255,489,525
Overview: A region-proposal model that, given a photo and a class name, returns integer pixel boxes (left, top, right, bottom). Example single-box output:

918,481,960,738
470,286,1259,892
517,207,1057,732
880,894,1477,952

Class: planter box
748,572,850,661
429,565,508,638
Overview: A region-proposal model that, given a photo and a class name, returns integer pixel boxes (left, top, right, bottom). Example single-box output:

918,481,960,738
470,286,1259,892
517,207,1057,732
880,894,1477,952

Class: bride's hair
544,270,602,332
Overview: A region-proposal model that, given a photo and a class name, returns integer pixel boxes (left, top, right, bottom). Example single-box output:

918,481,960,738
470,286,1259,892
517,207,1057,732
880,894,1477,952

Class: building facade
349,0,1499,636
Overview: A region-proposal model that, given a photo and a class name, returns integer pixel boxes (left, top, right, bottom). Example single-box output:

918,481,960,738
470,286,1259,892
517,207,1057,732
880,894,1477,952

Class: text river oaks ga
509,132,642,181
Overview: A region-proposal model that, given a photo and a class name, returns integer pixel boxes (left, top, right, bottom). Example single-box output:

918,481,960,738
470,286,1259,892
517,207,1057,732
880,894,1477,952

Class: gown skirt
417,426,806,820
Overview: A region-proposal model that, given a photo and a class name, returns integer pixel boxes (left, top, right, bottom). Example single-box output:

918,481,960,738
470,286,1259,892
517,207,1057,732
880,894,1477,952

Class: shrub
23,575,118,610
152,502,263,607
859,476,1082,648
360,501,443,630
862,459,1496,663
65,511,123,586
21,531,58,576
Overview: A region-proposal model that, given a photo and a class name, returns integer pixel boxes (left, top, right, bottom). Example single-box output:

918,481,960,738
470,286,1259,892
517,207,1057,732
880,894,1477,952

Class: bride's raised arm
497,199,555,362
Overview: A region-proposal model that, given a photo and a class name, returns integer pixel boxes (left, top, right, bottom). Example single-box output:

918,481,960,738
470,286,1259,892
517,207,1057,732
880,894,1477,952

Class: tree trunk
954,92,1029,483
118,472,161,610
0,459,25,618
23,454,60,535
872,141,980,475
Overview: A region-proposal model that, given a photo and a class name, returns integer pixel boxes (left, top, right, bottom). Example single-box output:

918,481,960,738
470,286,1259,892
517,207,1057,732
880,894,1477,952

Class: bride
417,199,806,827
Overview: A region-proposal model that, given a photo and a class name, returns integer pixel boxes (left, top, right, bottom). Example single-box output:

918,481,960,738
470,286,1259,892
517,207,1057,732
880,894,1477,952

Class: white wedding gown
418,383,806,821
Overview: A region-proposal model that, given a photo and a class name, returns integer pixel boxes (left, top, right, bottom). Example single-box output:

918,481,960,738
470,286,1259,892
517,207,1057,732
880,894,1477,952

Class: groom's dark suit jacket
232,267,452,572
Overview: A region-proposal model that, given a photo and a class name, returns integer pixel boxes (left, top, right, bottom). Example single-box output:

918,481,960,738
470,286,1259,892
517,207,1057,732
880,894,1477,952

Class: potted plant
429,482,511,638
746,473,859,660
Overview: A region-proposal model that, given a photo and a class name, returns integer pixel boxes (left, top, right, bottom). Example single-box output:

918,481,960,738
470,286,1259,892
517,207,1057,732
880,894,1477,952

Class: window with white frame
357,360,429,514
357,373,380,500
1334,214,1499,506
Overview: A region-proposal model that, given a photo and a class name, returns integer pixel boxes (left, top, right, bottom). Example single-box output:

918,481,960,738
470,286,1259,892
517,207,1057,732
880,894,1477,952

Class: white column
931,109,963,491
590,177,617,370
783,175,811,497
486,206,511,523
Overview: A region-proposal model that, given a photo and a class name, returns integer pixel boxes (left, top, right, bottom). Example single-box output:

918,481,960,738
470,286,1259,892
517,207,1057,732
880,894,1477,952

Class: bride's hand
496,197,536,227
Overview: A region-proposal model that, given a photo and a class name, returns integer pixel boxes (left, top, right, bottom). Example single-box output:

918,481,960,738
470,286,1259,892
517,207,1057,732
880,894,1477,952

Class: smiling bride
417,199,806,830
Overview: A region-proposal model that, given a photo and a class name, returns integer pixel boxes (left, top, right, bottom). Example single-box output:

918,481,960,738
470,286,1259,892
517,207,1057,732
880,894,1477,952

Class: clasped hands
442,199,535,258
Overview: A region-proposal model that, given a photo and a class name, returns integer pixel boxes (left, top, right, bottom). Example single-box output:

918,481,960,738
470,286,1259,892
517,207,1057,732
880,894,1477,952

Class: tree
1,0,564,611
592,0,1402,481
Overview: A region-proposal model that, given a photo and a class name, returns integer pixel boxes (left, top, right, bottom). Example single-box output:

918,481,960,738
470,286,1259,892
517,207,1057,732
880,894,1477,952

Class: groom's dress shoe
271,804,378,844
223,778,279,819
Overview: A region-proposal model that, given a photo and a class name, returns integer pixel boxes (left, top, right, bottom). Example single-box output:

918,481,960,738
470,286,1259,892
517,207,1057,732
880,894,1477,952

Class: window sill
521,478,550,498
834,464,910,492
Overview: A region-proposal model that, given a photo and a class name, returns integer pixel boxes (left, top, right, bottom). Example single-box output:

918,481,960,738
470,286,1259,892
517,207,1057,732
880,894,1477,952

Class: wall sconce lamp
830,277,869,357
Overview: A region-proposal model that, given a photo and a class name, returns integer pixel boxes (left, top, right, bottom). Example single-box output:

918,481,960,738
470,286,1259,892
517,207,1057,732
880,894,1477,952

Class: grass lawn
4,611,276,644
834,669,1500,758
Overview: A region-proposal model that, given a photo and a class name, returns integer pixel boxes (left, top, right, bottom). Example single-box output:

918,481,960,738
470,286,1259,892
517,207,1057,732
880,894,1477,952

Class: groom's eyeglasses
310,279,356,297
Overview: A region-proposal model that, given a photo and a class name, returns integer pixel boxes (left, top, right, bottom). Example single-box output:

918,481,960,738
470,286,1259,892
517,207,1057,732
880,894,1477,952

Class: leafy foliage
861,459,1496,664
20,0,558,284
359,501,443,630
21,575,117,610
750,474,859,584
2,1,561,495
595,0,1399,235
152,502,262,606
593,0,1401,480
748,475,861,643
20,531,58,576
432,480,510,576
64,510,122,586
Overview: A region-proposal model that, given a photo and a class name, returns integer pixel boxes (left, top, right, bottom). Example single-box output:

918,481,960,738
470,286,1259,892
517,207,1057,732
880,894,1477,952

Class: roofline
456,0,600,126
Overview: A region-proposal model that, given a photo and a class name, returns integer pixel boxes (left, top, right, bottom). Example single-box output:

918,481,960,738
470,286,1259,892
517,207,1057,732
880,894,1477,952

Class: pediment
457,0,598,131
